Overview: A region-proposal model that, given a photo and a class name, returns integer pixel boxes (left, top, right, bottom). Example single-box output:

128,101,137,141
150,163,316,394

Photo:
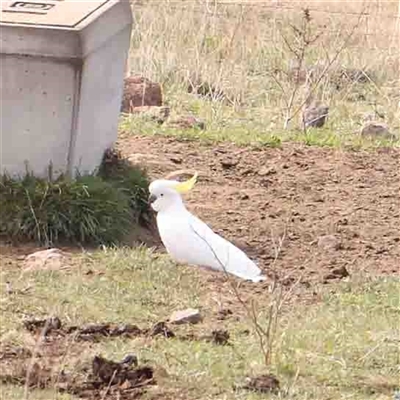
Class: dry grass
123,0,400,147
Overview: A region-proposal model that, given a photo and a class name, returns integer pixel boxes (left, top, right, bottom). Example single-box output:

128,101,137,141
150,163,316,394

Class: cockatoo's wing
157,210,266,282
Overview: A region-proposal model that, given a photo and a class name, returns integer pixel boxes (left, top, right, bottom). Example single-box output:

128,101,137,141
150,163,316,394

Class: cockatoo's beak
148,194,157,204
172,172,198,194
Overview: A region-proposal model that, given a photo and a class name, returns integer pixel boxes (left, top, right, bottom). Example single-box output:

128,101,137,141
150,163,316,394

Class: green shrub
0,151,150,246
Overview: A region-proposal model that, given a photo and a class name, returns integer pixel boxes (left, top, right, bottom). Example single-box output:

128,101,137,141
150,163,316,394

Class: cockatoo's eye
160,193,164,197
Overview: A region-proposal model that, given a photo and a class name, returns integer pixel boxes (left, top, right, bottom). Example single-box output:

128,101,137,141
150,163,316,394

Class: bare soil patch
120,135,400,284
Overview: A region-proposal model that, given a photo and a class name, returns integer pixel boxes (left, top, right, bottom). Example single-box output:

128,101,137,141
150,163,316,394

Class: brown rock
169,308,202,325
121,76,162,112
303,104,329,128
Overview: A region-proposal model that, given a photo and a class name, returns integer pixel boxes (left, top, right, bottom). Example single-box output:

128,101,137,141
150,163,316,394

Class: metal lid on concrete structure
0,0,110,27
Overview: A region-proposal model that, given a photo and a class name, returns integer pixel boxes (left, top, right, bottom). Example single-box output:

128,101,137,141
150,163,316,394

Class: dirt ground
120,134,400,284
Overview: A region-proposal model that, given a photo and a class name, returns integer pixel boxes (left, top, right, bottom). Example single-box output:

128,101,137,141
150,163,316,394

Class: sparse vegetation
0,150,150,246
123,0,399,147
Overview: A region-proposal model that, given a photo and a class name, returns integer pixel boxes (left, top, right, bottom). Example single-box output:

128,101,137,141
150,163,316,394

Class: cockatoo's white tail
148,172,266,283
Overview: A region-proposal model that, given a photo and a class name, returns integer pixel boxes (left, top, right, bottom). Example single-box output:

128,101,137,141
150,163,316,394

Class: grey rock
169,308,202,325
303,104,329,128
360,122,395,140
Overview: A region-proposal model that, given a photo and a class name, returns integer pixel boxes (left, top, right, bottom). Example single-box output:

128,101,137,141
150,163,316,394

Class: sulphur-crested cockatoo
148,172,265,282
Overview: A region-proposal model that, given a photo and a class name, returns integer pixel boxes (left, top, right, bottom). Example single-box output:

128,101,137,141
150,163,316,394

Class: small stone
170,156,183,164
360,122,395,140
220,158,239,169
169,308,202,325
317,235,342,251
258,167,276,176
302,104,329,128
120,354,138,367
23,248,69,271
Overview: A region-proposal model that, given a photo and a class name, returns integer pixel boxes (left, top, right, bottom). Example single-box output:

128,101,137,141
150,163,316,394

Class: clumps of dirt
22,316,229,346
0,360,53,388
239,373,280,394
148,321,175,338
0,345,33,360
23,317,167,342
216,308,233,320
69,355,155,399
182,329,231,346
0,344,156,400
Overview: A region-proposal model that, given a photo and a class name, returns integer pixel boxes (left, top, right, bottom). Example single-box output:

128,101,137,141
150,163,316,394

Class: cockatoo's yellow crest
172,172,198,194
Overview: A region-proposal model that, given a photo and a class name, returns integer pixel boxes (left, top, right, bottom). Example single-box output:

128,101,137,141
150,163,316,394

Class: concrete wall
68,25,132,175
0,54,77,177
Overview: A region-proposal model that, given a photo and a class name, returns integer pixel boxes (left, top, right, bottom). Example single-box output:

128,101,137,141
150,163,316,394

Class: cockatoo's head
148,172,198,212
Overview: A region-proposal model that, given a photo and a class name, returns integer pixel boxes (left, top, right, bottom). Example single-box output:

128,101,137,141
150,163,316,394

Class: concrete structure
0,0,132,178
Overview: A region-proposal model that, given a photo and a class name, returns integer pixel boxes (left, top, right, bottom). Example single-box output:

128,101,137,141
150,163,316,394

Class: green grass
119,88,400,150
0,151,150,246
1,247,398,399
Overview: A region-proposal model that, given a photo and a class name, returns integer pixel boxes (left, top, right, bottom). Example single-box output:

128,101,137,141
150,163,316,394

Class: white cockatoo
148,172,265,282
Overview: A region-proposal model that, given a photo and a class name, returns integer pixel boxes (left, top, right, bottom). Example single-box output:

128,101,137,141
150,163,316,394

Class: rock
258,167,276,176
169,308,202,325
220,157,239,169
121,75,162,112
129,105,170,124
23,248,69,271
242,374,280,393
167,115,205,130
169,156,182,164
120,354,138,367
360,122,395,140
302,104,329,128
317,235,342,251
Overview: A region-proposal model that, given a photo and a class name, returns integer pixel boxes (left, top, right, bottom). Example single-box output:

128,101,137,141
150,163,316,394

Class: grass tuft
0,151,150,246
